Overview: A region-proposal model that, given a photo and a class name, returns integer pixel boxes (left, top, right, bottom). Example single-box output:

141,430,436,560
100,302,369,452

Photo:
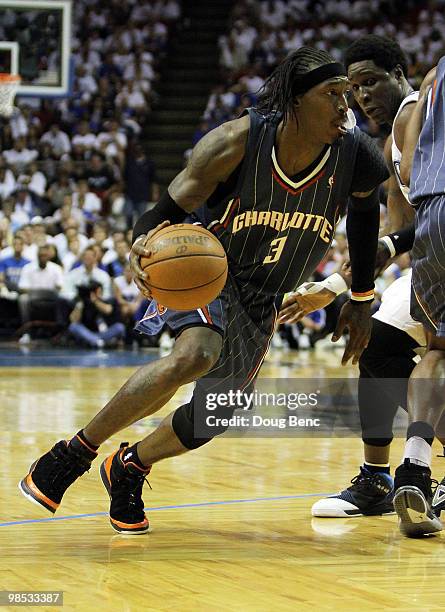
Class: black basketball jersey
195,108,361,295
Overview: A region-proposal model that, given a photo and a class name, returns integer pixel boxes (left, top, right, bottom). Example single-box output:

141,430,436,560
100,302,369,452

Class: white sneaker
18,333,31,345
311,467,394,517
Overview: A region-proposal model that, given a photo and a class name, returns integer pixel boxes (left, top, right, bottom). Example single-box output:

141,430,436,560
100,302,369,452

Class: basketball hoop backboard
0,0,72,97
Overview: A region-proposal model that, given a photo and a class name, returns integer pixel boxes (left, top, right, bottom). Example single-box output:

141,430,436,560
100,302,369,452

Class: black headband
292,62,347,96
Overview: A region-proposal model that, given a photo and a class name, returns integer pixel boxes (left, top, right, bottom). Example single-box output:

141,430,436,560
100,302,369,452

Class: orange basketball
140,224,228,310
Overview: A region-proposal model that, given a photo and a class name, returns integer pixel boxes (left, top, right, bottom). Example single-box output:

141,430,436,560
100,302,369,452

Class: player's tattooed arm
168,115,249,212
130,117,248,294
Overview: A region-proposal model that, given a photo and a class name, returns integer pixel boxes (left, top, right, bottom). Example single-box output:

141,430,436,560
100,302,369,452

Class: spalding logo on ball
140,224,228,310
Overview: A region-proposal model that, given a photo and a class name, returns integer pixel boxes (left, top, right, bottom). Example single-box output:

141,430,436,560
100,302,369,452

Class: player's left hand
278,283,336,324
332,301,372,366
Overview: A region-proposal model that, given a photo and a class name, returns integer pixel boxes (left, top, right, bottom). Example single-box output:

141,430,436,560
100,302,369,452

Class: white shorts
373,270,426,347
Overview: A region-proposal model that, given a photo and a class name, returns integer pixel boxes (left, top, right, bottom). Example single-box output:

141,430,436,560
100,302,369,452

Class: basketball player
388,60,445,536
284,42,445,534
281,37,440,520
311,36,421,519
19,48,388,534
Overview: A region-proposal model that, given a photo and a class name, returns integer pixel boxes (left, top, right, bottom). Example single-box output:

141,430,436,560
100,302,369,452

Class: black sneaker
19,436,97,513
100,443,150,534
393,459,443,537
311,466,394,517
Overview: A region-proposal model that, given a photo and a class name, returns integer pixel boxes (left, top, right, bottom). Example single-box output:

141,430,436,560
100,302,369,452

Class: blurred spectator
97,52,122,83
40,124,71,158
205,84,237,118
0,234,28,329
259,1,288,29
90,222,109,249
75,65,99,98
68,280,125,348
83,153,117,206
30,220,55,248
0,160,16,199
5,224,37,262
115,80,147,115
47,171,76,211
36,142,57,182
71,120,97,153
72,179,102,229
113,262,146,342
62,236,82,272
220,35,249,74
0,234,29,293
91,243,107,272
0,197,28,234
109,192,127,231
52,214,88,256
124,143,159,223
96,118,128,168
105,239,129,278
103,230,126,253
123,53,155,83
113,262,144,314
18,162,47,197
3,137,38,172
62,246,112,301
17,244,64,342
10,186,41,225
239,66,265,94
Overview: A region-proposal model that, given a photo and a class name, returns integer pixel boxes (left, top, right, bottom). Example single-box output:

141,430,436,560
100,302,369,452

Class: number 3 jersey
194,107,386,296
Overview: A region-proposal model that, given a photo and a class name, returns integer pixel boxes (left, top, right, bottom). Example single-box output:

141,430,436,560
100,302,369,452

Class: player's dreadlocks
344,35,408,75
257,47,337,125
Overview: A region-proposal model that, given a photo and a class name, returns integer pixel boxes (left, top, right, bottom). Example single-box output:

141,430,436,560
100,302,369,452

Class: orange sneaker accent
110,517,149,530
119,446,151,473
104,450,119,486
25,474,59,511
74,434,98,455
124,460,151,474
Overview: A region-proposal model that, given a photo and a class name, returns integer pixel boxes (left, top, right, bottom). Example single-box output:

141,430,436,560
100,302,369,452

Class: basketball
139,224,228,310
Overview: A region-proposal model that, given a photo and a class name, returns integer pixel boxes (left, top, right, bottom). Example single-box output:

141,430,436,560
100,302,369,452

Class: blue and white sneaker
311,466,394,517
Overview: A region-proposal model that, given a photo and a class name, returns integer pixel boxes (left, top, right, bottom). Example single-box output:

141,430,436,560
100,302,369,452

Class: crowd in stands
0,0,180,346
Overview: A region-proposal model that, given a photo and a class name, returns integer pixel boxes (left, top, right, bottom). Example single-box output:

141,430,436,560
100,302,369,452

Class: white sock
402,436,432,468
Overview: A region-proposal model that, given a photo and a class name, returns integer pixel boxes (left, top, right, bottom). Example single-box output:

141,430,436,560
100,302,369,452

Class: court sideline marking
1,492,333,527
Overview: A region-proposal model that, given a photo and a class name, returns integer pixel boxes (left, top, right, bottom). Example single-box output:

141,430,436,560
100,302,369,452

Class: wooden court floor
1,346,445,611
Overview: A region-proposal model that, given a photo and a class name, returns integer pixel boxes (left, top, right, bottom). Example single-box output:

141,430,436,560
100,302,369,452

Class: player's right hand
279,283,336,324
130,221,170,299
